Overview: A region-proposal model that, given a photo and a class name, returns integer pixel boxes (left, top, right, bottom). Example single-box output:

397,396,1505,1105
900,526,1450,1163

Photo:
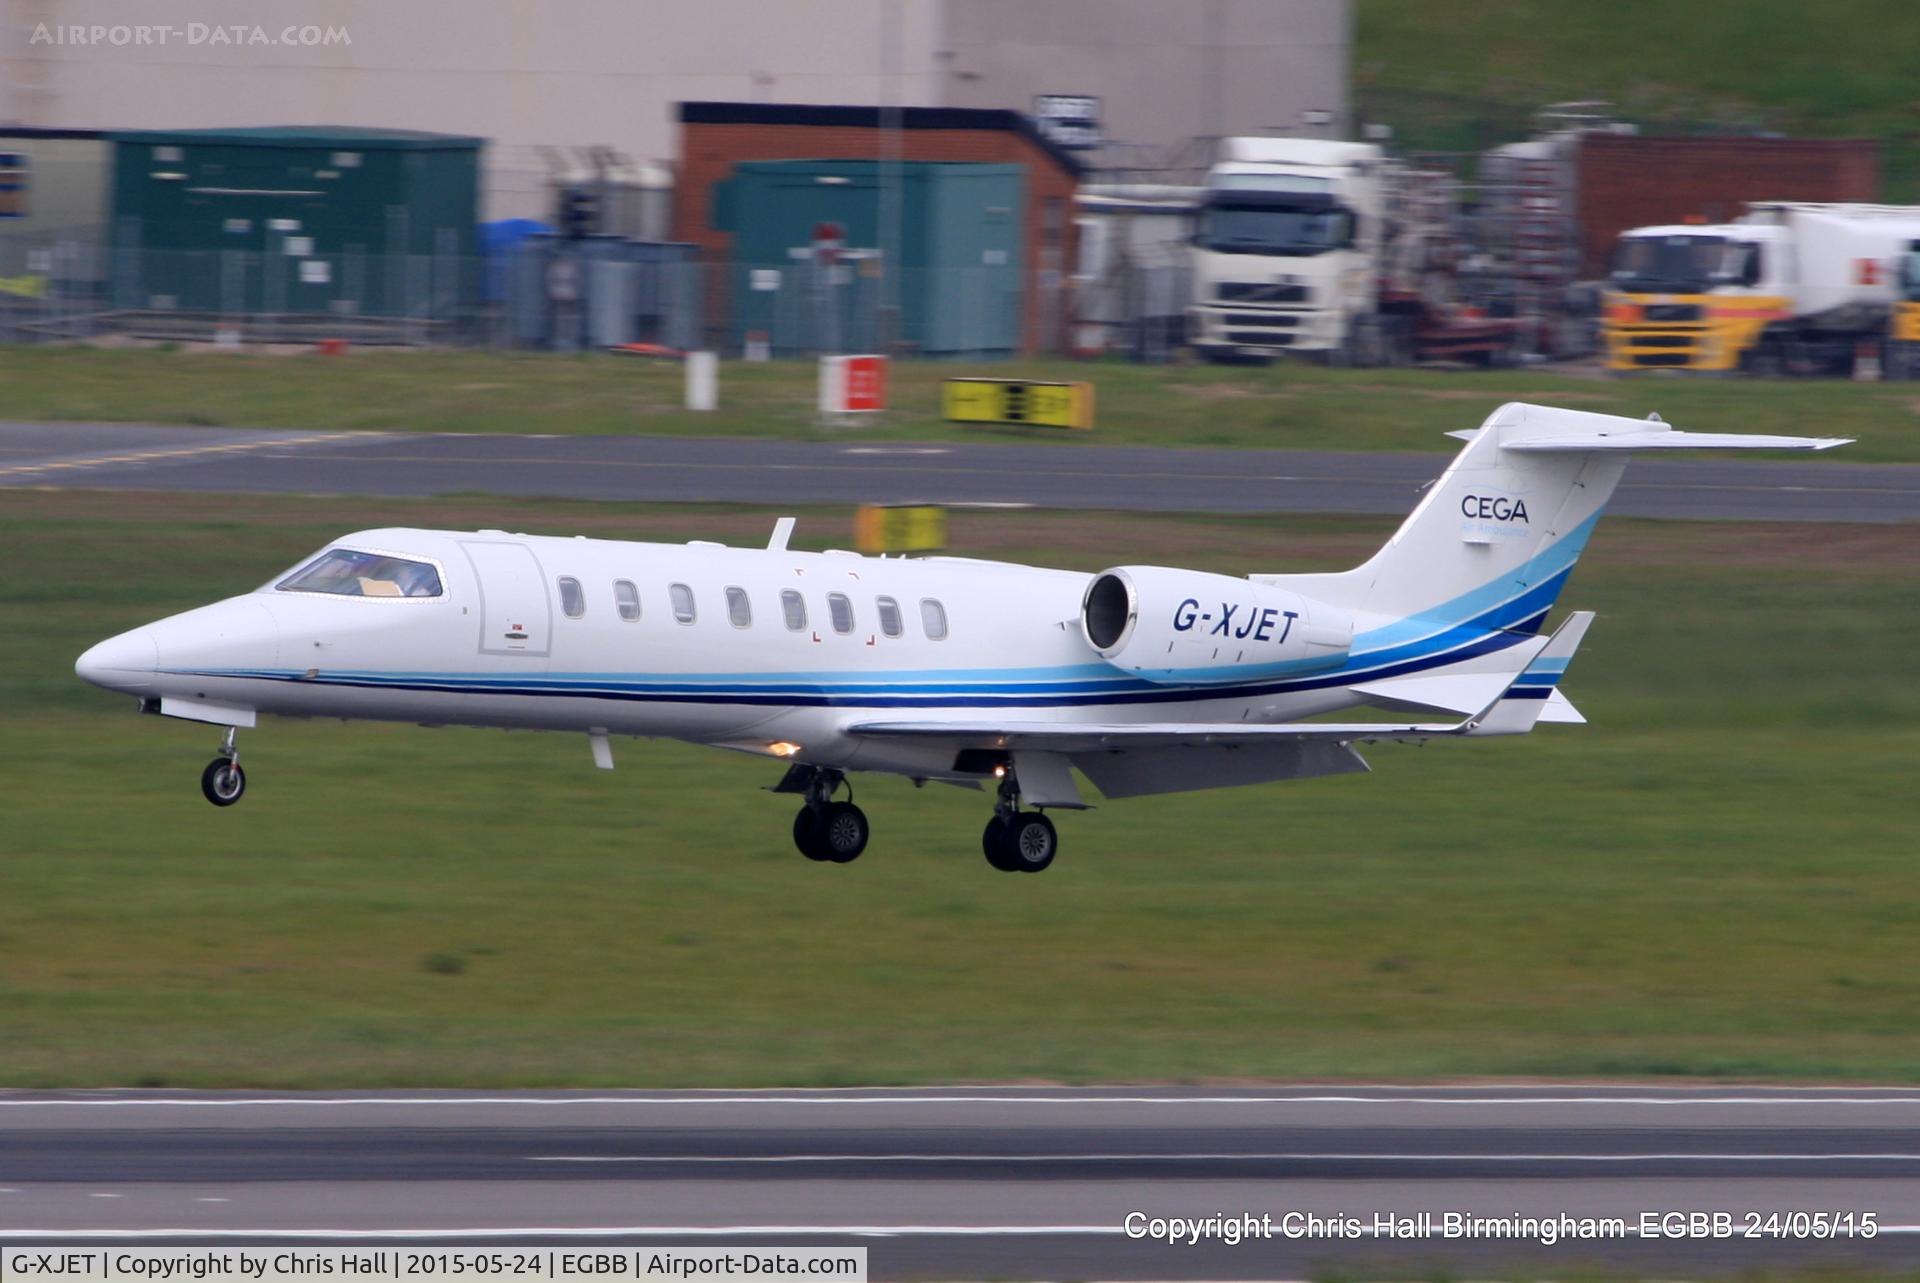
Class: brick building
674,101,1083,353
1576,135,1880,277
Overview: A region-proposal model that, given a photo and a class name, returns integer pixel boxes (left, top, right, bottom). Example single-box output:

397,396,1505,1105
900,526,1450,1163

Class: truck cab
1601,223,1789,373
1187,139,1384,363
1606,203,1920,376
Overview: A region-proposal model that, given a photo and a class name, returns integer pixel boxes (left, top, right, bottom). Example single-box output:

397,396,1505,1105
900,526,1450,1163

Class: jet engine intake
1081,566,1353,686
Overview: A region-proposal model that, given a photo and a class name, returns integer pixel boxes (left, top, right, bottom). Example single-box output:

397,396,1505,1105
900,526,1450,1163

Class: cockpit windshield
277,548,443,598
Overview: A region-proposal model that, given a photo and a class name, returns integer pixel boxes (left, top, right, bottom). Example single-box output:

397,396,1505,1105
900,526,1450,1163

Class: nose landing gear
792,769,868,864
983,770,1057,873
200,727,246,807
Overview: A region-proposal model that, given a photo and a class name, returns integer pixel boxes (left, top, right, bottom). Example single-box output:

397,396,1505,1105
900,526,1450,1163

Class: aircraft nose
76,628,160,692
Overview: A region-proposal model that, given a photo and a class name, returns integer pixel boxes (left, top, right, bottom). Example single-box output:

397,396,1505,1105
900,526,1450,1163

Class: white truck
1603,202,1920,376
1186,138,1387,364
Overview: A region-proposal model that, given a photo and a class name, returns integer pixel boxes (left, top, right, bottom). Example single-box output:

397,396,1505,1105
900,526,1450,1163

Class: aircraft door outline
461,540,552,657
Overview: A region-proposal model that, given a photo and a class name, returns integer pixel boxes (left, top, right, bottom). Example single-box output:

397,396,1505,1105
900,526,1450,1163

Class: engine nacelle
1080,565,1354,686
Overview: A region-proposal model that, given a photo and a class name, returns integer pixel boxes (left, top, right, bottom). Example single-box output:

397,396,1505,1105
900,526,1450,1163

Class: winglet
1467,611,1595,736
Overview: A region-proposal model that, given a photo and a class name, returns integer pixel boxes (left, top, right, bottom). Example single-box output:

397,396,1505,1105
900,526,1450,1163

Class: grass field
7,347,1920,462
1357,0,1920,200
2,489,1916,1087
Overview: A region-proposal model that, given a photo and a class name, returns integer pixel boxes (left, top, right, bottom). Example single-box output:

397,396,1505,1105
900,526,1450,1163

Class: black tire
200,758,246,807
981,816,1013,870
998,812,1058,873
793,807,833,862
815,801,869,864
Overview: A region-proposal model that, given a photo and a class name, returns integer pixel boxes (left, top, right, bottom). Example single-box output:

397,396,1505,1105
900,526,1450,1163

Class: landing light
768,741,802,758
992,764,1008,779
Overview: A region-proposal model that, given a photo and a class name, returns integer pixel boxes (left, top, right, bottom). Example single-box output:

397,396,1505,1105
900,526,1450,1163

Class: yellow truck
1890,238,1920,379
1604,203,1920,377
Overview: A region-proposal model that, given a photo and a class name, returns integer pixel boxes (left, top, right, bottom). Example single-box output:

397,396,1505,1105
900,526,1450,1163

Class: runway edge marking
12,1093,1920,1106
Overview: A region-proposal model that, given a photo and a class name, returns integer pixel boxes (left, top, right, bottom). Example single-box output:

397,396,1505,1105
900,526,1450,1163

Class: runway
5,1087,1919,1277
3,422,1918,522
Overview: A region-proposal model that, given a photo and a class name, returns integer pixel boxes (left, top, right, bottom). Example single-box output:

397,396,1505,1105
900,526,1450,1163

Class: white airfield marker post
684,350,718,411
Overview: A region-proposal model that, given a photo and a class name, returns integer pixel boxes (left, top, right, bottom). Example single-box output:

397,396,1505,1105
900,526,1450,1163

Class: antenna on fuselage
767,517,796,551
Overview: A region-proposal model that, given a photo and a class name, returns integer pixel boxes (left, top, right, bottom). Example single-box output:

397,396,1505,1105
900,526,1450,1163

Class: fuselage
74,525,1490,783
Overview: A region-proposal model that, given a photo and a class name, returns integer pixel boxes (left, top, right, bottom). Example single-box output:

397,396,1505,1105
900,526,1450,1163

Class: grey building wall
0,0,1349,220
0,0,945,221
0,134,107,239
937,0,1350,159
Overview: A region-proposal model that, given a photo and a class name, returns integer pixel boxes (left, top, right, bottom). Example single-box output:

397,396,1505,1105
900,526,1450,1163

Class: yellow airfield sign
854,504,948,554
941,378,1095,429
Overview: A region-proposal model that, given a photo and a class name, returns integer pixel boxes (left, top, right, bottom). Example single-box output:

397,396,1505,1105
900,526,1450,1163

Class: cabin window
558,577,585,619
827,592,854,634
876,596,902,638
669,582,696,624
0,152,27,219
920,597,948,640
277,548,442,599
726,586,752,628
781,589,807,631
613,579,640,622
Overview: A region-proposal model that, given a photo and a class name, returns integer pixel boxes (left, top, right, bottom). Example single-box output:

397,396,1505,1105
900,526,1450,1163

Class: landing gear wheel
981,816,1008,864
201,758,246,807
813,801,868,863
793,808,833,862
996,812,1057,873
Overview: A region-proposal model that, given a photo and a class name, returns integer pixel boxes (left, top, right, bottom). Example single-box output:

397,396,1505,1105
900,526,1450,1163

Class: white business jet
76,403,1846,872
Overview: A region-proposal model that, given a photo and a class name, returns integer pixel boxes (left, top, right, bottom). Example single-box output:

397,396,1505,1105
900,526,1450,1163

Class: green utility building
712,159,1024,356
108,126,481,320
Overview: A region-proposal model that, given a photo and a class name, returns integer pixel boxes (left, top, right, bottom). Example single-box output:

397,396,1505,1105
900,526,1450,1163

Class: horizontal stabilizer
1503,430,1852,452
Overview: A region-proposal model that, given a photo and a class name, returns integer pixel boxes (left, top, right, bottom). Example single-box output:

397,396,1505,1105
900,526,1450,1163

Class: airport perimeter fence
0,234,702,351
0,234,1174,361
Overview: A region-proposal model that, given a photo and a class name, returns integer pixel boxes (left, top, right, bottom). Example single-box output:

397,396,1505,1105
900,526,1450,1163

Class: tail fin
1262,402,1849,633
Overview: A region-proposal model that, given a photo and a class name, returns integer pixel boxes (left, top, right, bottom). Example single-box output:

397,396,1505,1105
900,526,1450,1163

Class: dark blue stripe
175,562,1580,713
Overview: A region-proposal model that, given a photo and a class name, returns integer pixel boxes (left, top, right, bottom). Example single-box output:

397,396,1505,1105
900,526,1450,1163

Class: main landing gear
792,769,869,864
982,770,1057,874
200,726,246,807
777,763,1062,872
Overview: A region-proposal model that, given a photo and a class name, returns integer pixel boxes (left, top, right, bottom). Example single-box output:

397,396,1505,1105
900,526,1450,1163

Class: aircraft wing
845,715,1490,753
847,620,1586,752
844,619,1591,804
844,638,1553,751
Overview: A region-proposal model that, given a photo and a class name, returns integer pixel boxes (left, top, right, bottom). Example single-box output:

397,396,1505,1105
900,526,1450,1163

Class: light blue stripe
1349,509,1602,655
173,518,1601,707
